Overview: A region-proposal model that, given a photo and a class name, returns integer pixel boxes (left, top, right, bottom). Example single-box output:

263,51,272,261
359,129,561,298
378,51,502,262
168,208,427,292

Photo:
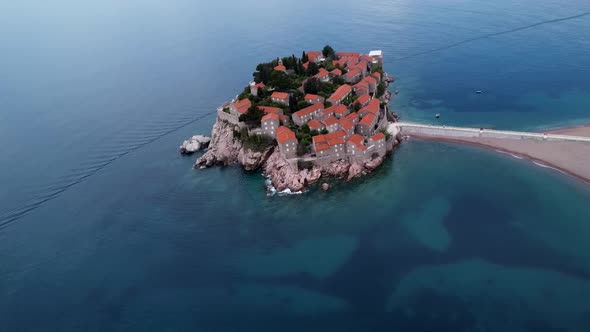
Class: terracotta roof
345,112,359,122
328,84,352,102
303,62,309,69
315,142,330,151
259,106,282,114
262,113,280,122
271,92,289,100
359,112,376,126
315,68,329,78
313,135,326,144
323,116,339,127
330,68,342,76
337,52,360,58
234,98,252,114
328,137,346,146
255,82,266,89
339,119,354,130
279,115,287,121
366,98,380,114
371,72,381,80
322,108,334,116
326,104,348,116
355,94,371,106
276,126,297,144
324,130,346,141
345,68,361,78
307,51,322,61
360,55,373,63
305,94,320,100
307,119,323,130
333,59,346,67
274,65,286,71
363,76,377,85
294,103,323,118
347,134,366,150
371,132,386,141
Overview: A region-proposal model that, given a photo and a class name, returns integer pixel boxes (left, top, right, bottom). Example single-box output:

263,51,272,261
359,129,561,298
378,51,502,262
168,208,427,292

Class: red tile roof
371,72,381,81
280,115,287,122
255,82,266,89
307,51,322,61
327,137,345,146
366,98,380,114
307,119,323,130
262,113,280,122
303,61,309,69
305,94,320,100
294,103,323,118
328,84,352,102
323,116,338,127
234,98,252,114
371,132,386,141
322,108,334,116
339,119,354,131
271,92,289,100
313,135,326,144
337,52,360,58
347,134,366,150
325,104,348,116
333,59,346,67
345,112,359,122
345,68,361,78
315,142,330,151
331,68,342,76
355,95,371,106
360,55,373,63
274,65,286,71
324,130,346,141
363,75,377,85
359,112,376,126
259,106,282,114
276,126,297,144
315,68,329,78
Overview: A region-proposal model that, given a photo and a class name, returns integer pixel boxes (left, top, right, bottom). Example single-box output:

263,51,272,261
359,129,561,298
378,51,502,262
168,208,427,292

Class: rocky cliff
194,116,401,193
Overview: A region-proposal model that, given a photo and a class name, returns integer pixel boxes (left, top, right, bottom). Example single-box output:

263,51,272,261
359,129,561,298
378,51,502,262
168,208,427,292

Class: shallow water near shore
2,0,590,331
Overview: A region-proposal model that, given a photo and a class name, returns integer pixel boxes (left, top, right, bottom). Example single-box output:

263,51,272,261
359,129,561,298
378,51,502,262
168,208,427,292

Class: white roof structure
369,50,383,57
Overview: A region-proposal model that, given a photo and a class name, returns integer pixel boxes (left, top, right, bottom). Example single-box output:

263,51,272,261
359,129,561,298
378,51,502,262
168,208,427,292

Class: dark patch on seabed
443,194,590,280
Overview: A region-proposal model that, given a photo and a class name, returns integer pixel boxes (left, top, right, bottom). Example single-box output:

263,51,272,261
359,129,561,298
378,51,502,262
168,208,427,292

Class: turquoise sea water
2,0,590,331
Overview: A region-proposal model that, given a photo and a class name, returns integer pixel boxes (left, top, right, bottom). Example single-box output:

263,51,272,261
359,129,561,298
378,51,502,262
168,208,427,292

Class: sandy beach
408,125,590,184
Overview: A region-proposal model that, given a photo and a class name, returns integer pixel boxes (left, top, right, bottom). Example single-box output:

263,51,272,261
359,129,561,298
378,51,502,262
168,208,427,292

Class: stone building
276,126,298,159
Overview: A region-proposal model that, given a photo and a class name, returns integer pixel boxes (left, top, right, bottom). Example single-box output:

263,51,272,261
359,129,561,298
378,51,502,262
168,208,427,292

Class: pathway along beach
404,125,590,184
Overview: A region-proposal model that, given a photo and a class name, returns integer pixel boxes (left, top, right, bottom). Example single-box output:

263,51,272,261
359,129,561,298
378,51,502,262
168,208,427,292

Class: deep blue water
2,1,590,331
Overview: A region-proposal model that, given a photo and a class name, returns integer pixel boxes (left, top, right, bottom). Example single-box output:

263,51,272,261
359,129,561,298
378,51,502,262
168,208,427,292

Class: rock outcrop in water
193,117,401,193
179,135,211,154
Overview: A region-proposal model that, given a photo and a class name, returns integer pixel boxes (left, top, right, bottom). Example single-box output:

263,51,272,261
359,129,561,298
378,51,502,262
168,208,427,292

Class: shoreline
406,123,590,186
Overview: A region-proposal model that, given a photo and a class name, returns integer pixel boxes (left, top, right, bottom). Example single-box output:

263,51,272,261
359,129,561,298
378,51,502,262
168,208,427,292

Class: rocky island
192,46,401,193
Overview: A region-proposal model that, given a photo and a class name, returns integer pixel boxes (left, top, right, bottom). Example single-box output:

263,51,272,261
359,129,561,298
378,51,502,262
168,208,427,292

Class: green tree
239,105,265,124
320,128,329,135
307,62,319,76
322,45,336,59
303,77,321,94
377,82,387,98
302,51,308,63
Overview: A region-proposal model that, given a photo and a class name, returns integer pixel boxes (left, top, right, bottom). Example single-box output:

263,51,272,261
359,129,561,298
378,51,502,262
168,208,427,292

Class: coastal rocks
179,135,211,154
323,160,351,178
264,150,321,192
238,146,274,171
195,119,241,168
365,156,384,171
347,163,365,181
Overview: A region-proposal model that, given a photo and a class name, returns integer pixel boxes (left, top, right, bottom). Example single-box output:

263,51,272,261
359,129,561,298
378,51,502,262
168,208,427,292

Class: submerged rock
322,183,330,191
179,135,211,154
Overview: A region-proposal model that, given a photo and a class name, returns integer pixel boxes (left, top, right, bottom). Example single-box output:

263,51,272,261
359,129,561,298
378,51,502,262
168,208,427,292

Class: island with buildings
193,46,401,193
